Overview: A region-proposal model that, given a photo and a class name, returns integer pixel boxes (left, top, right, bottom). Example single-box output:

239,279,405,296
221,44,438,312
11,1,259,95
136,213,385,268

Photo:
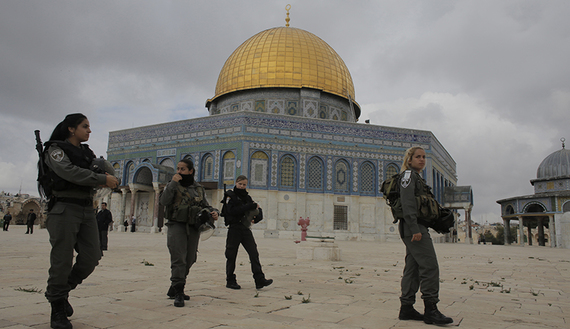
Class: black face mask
179,173,195,187
233,186,248,198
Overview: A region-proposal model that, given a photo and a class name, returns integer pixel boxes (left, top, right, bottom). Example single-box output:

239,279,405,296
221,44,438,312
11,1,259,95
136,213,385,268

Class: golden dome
210,27,356,104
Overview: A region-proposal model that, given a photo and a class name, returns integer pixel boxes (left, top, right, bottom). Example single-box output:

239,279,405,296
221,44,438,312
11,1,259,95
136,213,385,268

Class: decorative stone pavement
1,225,568,328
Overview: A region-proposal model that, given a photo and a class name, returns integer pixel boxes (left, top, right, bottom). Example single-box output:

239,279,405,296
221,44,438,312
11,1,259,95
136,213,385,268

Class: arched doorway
524,203,548,246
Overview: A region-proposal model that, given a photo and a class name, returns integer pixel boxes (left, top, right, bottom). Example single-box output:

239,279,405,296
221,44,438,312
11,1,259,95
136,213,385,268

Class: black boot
167,285,190,300
173,283,185,307
255,278,273,289
424,300,453,325
226,281,241,290
398,304,423,321
64,299,73,317
50,300,72,329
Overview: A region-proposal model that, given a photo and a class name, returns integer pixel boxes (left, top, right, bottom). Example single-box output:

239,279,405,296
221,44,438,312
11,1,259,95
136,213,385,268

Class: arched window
385,163,399,179
360,162,375,195
563,201,570,213
160,158,174,169
250,151,268,187
223,151,235,183
279,155,296,188
307,157,324,191
134,167,153,186
202,154,214,181
334,160,349,193
505,205,515,215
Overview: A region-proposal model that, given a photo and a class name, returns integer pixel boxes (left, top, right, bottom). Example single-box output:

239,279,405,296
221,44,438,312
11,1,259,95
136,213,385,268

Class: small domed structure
536,139,570,179
497,138,570,248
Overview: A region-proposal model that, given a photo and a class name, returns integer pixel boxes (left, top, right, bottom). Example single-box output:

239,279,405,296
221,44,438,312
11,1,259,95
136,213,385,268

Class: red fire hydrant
297,217,310,241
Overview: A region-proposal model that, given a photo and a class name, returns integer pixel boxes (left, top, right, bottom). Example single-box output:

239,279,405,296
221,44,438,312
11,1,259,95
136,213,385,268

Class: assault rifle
34,130,46,200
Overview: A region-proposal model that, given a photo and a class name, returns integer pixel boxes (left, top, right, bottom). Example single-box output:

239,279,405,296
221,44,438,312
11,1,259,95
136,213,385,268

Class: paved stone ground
1,225,568,329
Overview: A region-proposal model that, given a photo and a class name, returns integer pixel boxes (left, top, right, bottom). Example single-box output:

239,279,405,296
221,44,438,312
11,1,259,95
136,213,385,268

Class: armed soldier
396,147,453,325
39,113,118,329
160,159,219,307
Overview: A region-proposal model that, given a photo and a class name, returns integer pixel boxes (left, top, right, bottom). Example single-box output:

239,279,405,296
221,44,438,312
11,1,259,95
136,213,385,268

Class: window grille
308,157,323,190
360,162,375,194
280,156,295,187
334,205,348,230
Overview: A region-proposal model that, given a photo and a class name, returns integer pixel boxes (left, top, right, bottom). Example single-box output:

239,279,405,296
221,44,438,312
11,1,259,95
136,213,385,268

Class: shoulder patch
50,149,64,162
401,170,412,189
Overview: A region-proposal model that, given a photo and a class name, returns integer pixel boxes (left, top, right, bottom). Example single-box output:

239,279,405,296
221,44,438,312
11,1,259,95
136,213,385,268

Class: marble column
549,215,556,248
129,188,138,224
527,225,533,246
518,216,525,247
503,219,511,245
150,187,161,233
120,188,128,232
538,218,545,246
466,207,473,244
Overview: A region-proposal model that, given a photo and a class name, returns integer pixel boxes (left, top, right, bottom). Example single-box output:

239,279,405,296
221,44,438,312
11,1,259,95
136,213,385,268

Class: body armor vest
42,140,96,195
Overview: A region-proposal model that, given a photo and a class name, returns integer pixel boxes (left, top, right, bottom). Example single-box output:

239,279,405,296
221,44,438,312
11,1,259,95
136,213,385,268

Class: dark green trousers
399,225,440,305
166,222,200,286
45,202,101,302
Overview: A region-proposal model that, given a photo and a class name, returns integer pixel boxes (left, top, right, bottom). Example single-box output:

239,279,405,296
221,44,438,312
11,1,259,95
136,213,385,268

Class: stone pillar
549,215,556,248
119,188,128,232
151,187,161,233
538,218,545,246
527,225,533,246
129,188,138,224
466,207,473,244
503,219,510,245
518,216,525,247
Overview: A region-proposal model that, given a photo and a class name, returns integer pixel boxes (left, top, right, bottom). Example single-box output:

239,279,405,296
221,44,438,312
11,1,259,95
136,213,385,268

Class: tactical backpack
380,173,403,222
381,171,455,234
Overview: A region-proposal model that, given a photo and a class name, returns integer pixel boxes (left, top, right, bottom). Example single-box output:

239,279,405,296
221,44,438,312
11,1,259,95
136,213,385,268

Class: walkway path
1,225,568,328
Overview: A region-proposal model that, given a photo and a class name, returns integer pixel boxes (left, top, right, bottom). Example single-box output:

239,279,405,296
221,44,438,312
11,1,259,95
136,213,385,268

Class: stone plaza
1,225,568,329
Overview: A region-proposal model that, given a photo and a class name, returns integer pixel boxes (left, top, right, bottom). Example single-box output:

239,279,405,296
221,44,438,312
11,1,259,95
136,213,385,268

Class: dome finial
562,137,566,149
285,4,291,27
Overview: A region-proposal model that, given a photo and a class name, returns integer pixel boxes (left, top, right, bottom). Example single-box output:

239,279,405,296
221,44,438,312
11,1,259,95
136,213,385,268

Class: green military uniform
160,180,216,287
44,141,107,303
398,169,440,305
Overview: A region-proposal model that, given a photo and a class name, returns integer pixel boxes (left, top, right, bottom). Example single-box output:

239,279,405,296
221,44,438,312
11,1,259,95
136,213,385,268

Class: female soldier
160,159,219,307
397,147,453,325
223,175,272,290
43,113,118,329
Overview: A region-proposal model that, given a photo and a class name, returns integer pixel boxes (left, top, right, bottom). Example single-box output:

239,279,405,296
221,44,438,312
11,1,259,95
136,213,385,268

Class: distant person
452,228,457,243
395,147,453,325
160,159,219,307
223,175,272,290
130,216,136,232
96,202,113,253
123,219,128,232
3,211,12,231
26,209,37,234
41,113,119,329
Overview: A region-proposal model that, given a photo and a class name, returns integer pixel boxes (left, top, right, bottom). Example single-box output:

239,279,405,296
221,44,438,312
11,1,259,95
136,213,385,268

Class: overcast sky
1,0,568,224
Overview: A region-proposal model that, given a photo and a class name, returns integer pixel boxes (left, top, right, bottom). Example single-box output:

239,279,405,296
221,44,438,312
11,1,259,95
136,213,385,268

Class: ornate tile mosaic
255,100,266,112
269,100,285,114
303,100,318,118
